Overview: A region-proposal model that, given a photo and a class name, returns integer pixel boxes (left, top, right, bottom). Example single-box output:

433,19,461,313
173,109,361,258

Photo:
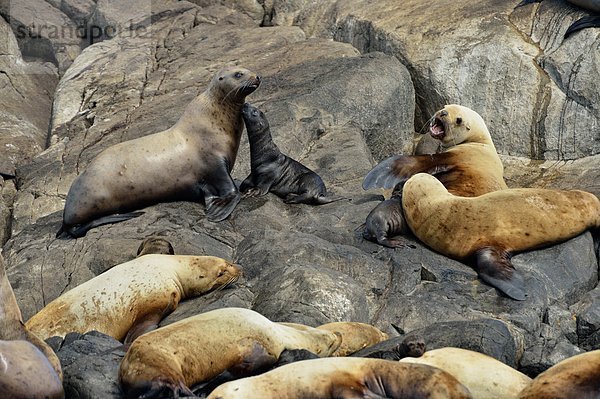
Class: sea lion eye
234,72,244,78
456,117,462,125
218,76,223,81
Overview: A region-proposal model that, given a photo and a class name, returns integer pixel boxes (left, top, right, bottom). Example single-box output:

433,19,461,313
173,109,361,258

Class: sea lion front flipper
332,385,387,399
56,212,145,239
363,155,407,190
124,293,178,345
473,247,526,301
565,16,600,38
201,161,241,222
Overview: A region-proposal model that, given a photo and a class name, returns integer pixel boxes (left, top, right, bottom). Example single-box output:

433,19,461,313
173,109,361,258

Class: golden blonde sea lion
207,357,473,399
400,347,532,399
26,254,241,343
118,307,343,398
518,349,600,398
401,173,600,300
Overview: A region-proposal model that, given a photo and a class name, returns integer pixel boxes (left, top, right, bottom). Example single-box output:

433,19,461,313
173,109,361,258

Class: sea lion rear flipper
362,154,454,190
565,16,600,38
201,163,241,222
56,212,145,239
474,247,527,301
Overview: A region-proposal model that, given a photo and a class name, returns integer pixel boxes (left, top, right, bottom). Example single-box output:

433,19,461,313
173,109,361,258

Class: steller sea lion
26,254,241,343
517,349,600,398
207,357,473,399
136,236,175,257
57,66,261,238
401,172,600,300
118,307,343,398
240,103,342,205
362,183,412,248
401,347,532,399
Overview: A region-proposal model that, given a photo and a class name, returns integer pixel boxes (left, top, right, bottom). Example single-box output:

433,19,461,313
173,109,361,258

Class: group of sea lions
2,52,599,396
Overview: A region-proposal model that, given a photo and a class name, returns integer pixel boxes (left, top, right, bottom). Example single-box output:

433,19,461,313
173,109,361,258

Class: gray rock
571,285,600,350
56,331,123,399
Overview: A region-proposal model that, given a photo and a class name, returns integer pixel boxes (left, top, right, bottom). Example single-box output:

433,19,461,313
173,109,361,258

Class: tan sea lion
240,103,343,204
362,104,507,249
118,307,343,398
207,357,473,399
0,340,64,399
401,173,600,300
279,321,389,356
57,66,261,238
26,254,241,343
0,253,63,383
136,236,175,256
400,347,531,399
518,349,600,398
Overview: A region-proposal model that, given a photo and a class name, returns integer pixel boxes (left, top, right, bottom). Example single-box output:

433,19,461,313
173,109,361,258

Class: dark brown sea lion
57,66,261,238
362,183,411,248
240,103,342,205
136,236,175,257
401,173,600,300
207,357,473,399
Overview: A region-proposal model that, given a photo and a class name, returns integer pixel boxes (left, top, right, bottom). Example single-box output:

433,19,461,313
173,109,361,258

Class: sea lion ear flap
465,120,471,131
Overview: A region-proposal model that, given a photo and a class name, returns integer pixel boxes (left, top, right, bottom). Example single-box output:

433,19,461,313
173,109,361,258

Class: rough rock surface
0,1,598,398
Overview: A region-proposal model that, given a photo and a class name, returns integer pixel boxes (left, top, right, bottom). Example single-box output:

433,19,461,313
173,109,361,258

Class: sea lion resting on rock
26,254,241,343
516,0,600,38
207,357,473,399
401,173,600,300
136,236,175,256
118,307,343,398
0,254,64,398
240,103,342,205
401,347,531,399
57,66,261,238
362,104,507,247
518,349,600,399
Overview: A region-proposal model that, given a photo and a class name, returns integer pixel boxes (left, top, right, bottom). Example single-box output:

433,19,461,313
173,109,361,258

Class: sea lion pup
136,236,175,256
401,173,600,300
207,357,473,399
57,66,261,238
26,254,241,343
0,253,63,383
118,307,342,398
400,347,531,399
363,104,506,197
0,340,64,399
362,183,411,248
515,0,600,38
518,349,600,399
240,103,342,205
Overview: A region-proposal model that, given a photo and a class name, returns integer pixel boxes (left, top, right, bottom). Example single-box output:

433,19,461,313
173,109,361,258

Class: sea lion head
241,103,269,136
136,236,175,257
179,256,242,297
210,66,261,102
429,104,489,147
317,322,389,356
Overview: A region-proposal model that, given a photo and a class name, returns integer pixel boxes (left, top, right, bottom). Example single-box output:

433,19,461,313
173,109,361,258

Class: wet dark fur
515,0,600,38
362,183,413,248
240,103,341,205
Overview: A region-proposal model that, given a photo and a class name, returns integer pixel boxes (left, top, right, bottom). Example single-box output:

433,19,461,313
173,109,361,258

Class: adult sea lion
401,347,532,399
1,259,64,399
207,357,473,399
516,0,600,38
57,66,261,238
518,349,600,398
240,103,342,205
363,104,507,197
26,254,241,343
118,307,342,398
0,340,64,399
401,172,600,300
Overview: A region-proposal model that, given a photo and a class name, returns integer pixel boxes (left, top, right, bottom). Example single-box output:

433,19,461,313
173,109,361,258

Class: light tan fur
26,254,241,341
207,357,473,399
401,347,531,399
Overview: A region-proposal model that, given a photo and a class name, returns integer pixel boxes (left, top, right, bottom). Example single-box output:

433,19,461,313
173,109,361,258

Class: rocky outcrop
0,1,599,398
